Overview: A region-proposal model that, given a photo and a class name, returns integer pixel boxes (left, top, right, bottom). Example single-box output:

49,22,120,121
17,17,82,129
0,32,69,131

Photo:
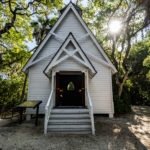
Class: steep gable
22,2,117,74
44,33,97,77
33,9,88,61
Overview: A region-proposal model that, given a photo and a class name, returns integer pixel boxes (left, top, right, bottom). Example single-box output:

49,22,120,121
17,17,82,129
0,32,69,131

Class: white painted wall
34,36,61,60
89,61,114,114
26,10,114,115
27,60,51,114
54,57,86,71
55,10,86,38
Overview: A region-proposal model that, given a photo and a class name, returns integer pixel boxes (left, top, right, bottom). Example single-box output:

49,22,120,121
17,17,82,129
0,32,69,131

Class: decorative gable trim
22,3,73,73
43,33,97,77
22,2,117,74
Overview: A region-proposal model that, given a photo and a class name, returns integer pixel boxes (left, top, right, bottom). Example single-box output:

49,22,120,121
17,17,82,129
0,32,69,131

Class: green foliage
83,0,150,114
143,55,150,68
0,73,27,114
143,54,150,80
114,96,131,114
31,16,58,45
112,77,131,114
128,40,150,106
0,0,64,116
0,0,150,116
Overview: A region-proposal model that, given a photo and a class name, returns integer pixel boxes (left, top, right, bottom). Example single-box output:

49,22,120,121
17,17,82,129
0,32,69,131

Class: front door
56,72,85,107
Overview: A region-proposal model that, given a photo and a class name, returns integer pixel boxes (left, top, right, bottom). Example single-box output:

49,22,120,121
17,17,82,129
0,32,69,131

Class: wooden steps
47,108,91,134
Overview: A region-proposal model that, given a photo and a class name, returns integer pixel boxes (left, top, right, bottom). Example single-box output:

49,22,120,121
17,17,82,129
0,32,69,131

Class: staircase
47,108,92,134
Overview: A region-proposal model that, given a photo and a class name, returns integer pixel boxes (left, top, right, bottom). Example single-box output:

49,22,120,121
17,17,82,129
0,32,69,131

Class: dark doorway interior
56,72,85,107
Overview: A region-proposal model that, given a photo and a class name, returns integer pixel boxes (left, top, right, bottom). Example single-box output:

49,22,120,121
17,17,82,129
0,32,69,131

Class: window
67,81,75,91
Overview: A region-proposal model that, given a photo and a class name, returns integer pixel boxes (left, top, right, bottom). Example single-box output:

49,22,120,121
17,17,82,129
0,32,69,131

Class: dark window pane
67,81,75,91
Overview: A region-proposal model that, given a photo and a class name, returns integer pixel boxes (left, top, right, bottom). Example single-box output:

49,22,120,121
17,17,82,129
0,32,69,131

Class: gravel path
0,106,150,150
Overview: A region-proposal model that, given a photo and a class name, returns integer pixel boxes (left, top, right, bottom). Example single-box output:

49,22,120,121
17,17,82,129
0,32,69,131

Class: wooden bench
17,100,42,126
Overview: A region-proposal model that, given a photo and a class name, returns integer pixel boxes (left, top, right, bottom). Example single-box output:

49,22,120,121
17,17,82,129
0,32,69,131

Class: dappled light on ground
0,106,149,150
128,106,150,149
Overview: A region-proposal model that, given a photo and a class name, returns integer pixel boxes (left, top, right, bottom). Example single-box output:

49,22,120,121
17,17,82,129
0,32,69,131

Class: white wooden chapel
22,2,117,134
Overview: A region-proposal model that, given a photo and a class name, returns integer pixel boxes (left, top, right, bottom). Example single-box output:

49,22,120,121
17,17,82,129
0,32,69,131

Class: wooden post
85,71,95,135
19,108,23,124
20,73,28,103
35,105,39,126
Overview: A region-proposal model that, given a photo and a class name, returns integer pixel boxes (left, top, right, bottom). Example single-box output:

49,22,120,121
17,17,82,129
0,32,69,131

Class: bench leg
35,105,39,126
19,108,23,124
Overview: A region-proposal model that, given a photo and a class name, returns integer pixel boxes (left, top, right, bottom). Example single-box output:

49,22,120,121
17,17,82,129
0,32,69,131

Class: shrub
0,75,27,117
112,77,131,114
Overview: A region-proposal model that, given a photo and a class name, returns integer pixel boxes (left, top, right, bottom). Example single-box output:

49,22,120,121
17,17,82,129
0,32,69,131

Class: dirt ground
0,106,150,150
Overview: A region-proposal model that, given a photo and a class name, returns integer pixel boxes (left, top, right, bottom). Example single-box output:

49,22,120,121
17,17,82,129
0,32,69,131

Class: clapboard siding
55,10,86,37
34,10,87,60
88,61,113,114
27,58,113,114
33,10,106,68
26,9,114,115
54,57,85,71
80,38,105,60
27,60,51,114
55,10,105,60
34,36,60,60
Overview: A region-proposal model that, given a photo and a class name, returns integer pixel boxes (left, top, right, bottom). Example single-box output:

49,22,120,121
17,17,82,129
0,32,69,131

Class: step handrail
85,89,95,135
44,71,55,135
85,72,95,135
44,89,54,134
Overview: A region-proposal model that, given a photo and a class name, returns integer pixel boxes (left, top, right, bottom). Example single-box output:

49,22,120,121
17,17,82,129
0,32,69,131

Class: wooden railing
44,89,54,134
85,71,95,135
44,71,55,135
85,89,95,135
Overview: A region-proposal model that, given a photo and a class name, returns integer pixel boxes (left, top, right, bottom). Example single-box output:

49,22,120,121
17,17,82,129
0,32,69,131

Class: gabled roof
43,32,97,77
22,2,117,74
60,2,82,16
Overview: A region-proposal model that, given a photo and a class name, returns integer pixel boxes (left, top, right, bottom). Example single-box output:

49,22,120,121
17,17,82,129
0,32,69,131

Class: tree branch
111,36,118,70
131,22,150,37
107,0,123,24
29,46,37,52
0,0,40,36
0,56,24,69
122,25,131,71
118,34,126,67
0,43,9,50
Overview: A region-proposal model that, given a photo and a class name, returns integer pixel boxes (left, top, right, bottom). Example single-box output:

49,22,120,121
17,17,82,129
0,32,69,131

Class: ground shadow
0,106,149,150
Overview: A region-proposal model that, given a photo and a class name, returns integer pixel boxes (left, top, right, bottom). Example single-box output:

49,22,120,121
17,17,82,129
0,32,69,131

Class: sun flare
109,20,122,34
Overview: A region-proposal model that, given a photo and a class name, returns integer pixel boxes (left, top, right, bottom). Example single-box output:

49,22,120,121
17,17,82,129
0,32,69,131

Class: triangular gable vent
44,33,97,77
65,41,76,51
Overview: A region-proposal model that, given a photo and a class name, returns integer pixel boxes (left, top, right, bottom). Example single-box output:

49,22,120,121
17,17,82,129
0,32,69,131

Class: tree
136,0,150,24
83,0,150,97
0,0,63,65
127,37,150,105
31,16,58,45
0,0,64,116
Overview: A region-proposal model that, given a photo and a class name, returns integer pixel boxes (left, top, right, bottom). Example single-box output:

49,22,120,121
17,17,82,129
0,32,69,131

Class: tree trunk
116,71,129,97
20,73,28,103
118,83,124,97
